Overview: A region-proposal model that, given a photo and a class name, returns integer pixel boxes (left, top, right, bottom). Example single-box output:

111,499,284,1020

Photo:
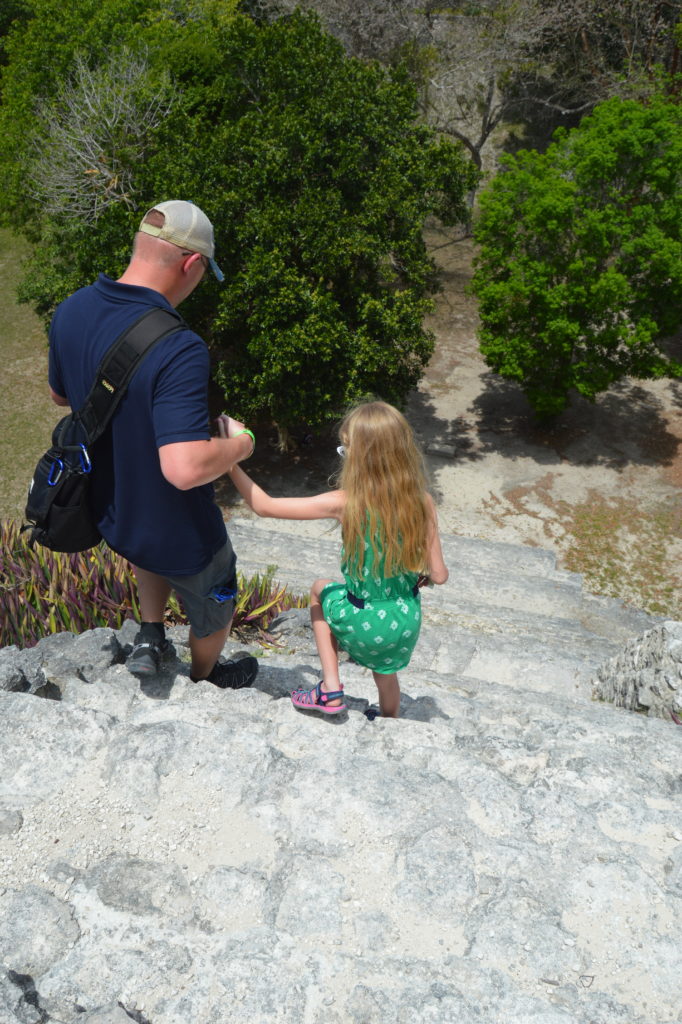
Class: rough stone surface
592,621,682,722
0,523,681,1024
0,644,48,695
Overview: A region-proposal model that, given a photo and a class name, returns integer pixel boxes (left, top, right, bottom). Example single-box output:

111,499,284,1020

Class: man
48,200,258,689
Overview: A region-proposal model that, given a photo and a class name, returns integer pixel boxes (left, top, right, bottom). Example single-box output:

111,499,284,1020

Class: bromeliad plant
0,518,308,649
231,565,309,644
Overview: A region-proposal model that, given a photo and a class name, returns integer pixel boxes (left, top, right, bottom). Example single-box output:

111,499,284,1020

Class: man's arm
159,432,253,491
50,387,70,407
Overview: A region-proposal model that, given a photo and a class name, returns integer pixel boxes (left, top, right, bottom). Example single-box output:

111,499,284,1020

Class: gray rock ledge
1,522,680,1023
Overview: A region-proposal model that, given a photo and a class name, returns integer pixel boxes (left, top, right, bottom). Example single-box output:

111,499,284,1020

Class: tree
159,12,478,436
471,94,682,418
515,0,681,126
1,7,478,438
246,0,562,171
248,0,681,173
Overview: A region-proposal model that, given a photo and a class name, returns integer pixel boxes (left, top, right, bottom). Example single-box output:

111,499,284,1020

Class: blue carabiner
78,444,92,473
209,585,238,604
47,457,64,486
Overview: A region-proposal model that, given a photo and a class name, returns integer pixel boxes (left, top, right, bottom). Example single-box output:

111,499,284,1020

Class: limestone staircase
226,515,657,711
2,518,678,1024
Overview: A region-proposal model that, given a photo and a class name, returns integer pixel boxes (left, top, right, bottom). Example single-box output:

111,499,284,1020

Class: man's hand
216,414,245,439
159,415,253,490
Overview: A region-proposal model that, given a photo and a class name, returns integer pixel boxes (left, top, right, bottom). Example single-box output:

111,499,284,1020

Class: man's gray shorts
164,540,238,639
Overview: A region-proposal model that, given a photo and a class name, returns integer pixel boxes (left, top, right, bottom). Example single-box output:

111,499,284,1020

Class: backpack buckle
47,456,64,486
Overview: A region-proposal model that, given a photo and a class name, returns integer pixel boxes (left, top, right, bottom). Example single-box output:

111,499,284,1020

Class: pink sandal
291,681,346,715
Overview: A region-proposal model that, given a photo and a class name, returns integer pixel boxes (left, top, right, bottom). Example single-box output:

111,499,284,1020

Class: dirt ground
3,226,681,616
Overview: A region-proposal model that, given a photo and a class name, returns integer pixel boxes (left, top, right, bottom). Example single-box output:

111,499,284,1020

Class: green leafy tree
471,94,682,418
1,7,477,437
0,0,29,67
184,16,477,435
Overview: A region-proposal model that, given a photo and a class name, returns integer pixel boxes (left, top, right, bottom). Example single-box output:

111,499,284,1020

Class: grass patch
561,492,682,619
0,228,63,520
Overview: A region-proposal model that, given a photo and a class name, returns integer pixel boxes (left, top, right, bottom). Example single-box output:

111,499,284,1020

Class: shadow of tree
214,367,680,518
670,380,682,412
408,368,680,473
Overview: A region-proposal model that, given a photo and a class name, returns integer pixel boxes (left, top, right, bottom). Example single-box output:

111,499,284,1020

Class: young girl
220,401,448,718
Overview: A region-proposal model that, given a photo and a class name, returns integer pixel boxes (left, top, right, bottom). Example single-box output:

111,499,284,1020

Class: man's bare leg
189,622,231,680
132,567,254,687
132,565,172,622
127,565,174,676
133,564,229,676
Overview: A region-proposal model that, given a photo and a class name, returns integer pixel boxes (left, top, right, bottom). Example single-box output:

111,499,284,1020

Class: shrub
0,518,307,649
472,94,682,417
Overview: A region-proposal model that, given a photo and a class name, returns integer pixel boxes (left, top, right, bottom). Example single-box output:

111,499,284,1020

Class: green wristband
233,428,255,450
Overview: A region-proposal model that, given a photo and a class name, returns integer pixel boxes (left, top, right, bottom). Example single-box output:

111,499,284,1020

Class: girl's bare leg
309,578,343,705
372,671,400,718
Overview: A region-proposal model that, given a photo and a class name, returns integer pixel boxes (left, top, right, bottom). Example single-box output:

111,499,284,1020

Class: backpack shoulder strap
75,307,185,445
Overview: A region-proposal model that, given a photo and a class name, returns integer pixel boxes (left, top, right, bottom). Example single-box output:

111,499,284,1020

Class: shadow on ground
406,369,680,473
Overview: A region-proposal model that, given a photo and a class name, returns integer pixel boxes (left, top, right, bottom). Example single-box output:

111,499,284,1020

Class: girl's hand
216,414,245,439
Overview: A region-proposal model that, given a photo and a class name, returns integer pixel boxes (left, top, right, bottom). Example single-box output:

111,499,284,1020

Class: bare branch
27,49,175,222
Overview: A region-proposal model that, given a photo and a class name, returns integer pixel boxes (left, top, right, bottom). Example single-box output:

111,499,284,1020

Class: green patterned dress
320,527,422,674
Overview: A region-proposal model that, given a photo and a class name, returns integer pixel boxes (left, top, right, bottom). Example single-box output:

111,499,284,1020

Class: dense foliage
0,519,306,648
471,95,682,417
0,3,477,434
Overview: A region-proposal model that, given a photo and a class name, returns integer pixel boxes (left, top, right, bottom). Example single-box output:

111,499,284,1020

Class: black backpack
23,307,184,553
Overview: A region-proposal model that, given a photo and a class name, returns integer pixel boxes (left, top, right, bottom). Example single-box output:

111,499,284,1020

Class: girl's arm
228,462,345,522
424,493,449,585
219,413,344,521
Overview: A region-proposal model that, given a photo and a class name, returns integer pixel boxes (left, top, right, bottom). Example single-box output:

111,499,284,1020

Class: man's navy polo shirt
49,274,227,576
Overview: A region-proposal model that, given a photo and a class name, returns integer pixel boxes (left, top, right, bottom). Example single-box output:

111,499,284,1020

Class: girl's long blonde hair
339,401,430,578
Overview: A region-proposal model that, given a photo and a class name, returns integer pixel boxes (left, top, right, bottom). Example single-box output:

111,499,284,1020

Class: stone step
220,514,660,706
162,624,617,712
4,623,680,1024
228,515,564,583
311,621,610,704
227,516,657,647
170,599,619,706
439,529,570,582
229,517,584,615
425,587,655,646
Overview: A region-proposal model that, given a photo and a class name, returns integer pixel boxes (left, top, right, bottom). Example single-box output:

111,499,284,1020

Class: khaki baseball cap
138,200,224,282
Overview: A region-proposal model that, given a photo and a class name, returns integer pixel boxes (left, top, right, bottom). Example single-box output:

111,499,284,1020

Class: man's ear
186,252,203,271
